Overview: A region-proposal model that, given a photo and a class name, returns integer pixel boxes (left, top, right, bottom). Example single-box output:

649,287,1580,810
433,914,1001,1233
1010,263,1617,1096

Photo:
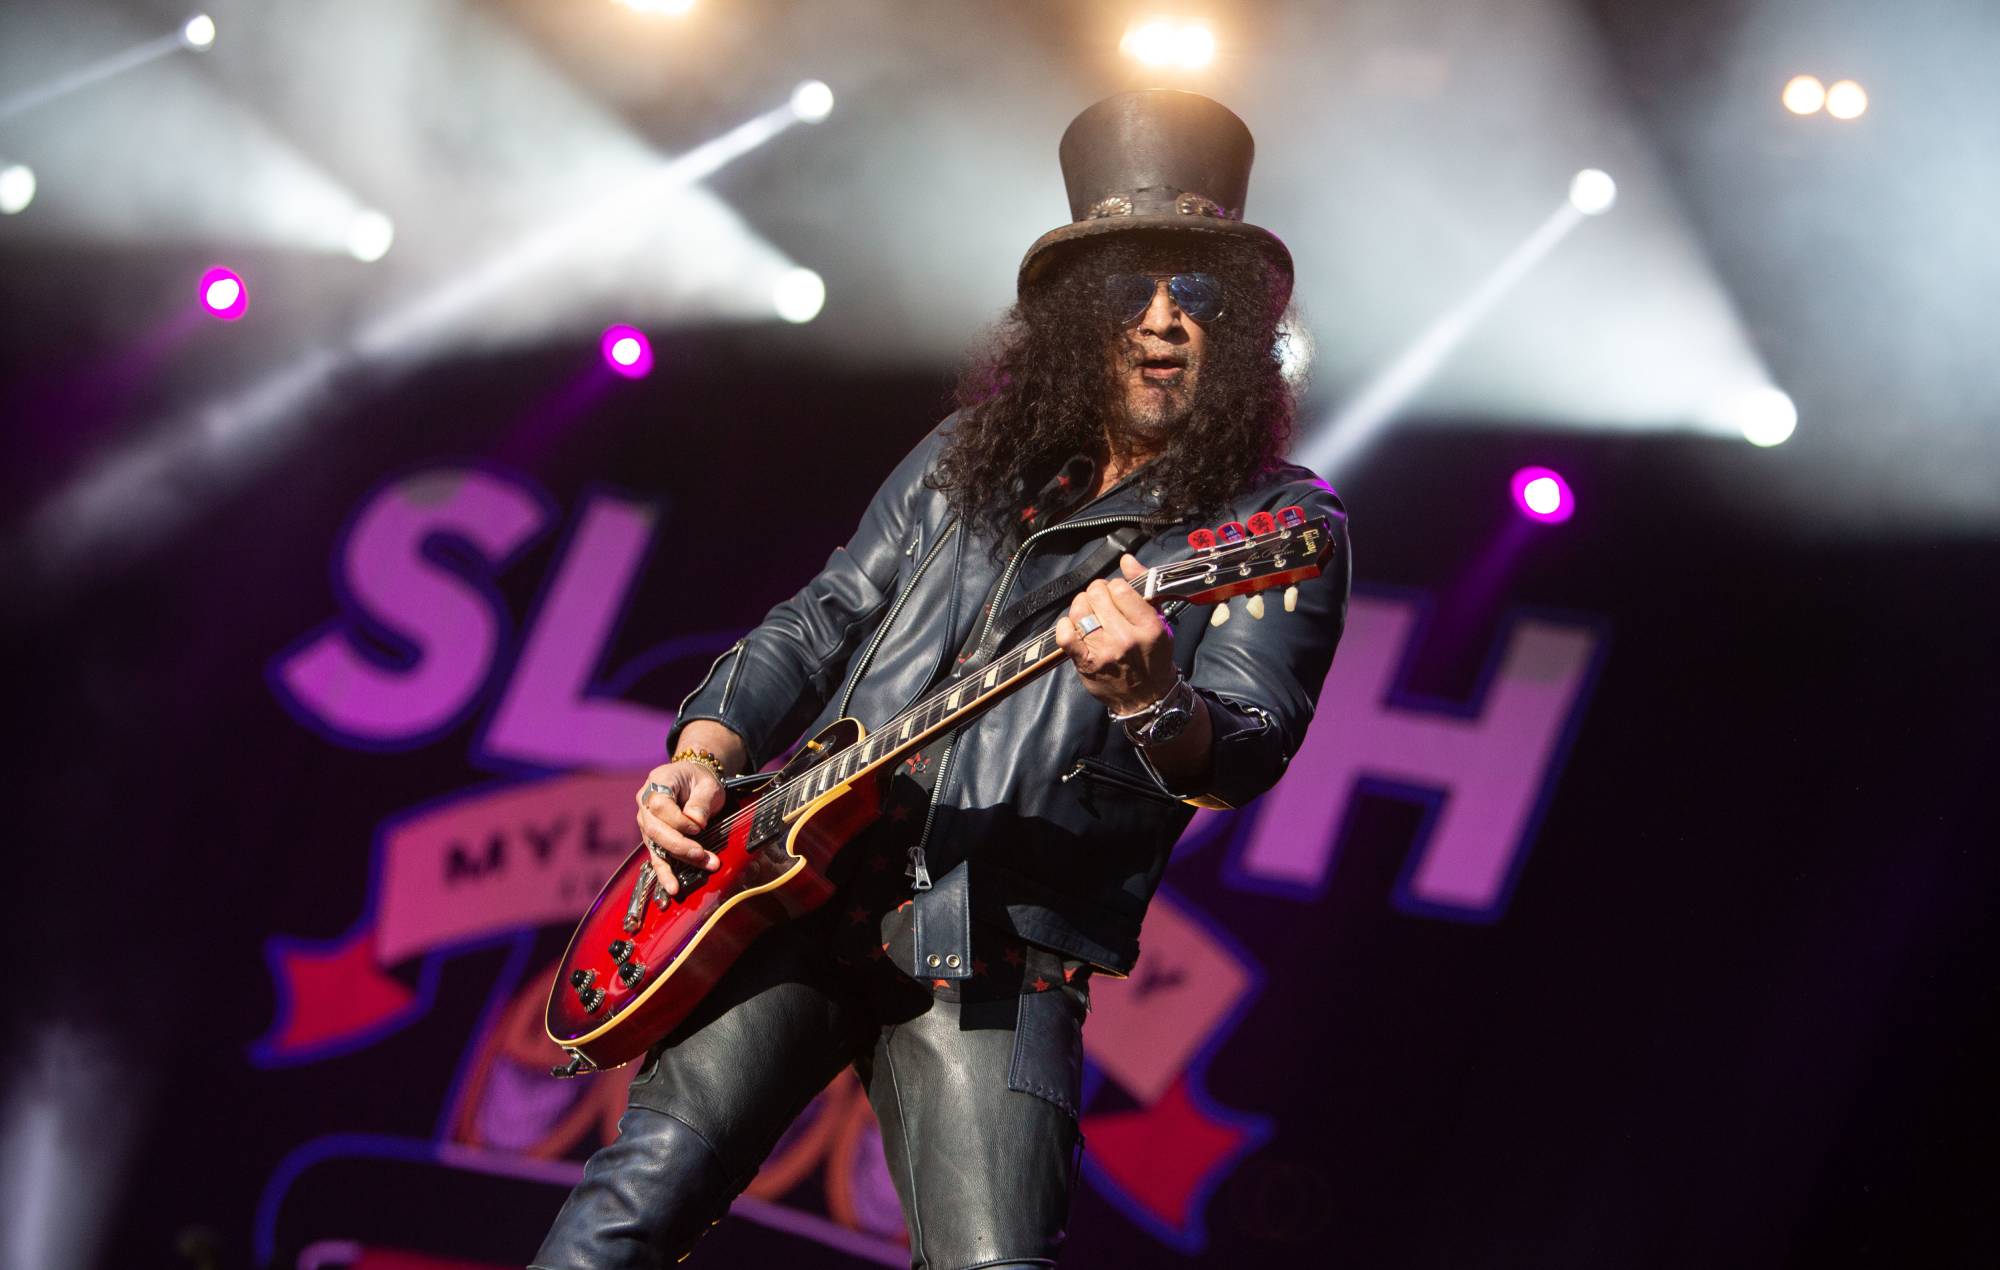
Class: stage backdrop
6,332,1994,1269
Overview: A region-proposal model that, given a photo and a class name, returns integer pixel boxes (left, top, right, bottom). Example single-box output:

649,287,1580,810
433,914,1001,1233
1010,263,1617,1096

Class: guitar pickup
672,861,706,895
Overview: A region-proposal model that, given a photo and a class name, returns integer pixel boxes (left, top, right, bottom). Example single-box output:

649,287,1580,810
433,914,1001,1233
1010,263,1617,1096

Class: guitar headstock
1149,507,1333,607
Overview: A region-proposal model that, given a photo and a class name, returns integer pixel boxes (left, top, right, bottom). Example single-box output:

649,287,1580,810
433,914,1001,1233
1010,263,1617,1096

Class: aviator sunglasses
1103,272,1226,325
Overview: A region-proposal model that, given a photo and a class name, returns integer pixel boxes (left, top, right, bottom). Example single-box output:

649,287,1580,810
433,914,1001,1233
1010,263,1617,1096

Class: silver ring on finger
1076,614,1103,638
642,781,674,804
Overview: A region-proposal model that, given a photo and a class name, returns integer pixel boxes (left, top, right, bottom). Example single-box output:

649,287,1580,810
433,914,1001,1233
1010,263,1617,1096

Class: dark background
4,1,1998,1267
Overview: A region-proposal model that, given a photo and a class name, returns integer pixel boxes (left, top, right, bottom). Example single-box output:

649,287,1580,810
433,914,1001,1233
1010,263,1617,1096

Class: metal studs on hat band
1175,191,1236,219
1083,190,1239,221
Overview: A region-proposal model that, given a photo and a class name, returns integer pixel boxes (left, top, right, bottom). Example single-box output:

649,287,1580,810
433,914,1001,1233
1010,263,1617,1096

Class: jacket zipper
1061,756,1186,803
908,510,1144,892
717,640,745,714
676,638,745,730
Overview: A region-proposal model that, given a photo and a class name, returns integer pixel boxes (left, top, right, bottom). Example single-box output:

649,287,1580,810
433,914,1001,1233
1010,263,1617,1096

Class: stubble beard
1115,373,1197,451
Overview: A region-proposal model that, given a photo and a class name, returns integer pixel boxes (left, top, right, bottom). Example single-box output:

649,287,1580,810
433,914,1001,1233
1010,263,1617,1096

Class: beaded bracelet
672,748,727,780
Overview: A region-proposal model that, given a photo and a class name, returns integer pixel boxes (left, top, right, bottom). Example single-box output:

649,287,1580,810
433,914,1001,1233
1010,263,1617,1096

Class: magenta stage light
1510,466,1574,523
600,324,654,379
198,266,247,321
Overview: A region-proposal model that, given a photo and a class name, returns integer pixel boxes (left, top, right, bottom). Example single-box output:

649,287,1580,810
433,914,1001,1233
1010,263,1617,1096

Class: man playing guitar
534,90,1351,1270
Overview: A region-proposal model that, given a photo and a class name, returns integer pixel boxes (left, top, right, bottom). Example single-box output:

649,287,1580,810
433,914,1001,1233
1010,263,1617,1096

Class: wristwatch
1112,674,1196,747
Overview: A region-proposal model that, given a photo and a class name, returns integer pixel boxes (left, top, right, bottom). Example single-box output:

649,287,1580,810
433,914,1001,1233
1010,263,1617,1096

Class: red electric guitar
544,509,1335,1075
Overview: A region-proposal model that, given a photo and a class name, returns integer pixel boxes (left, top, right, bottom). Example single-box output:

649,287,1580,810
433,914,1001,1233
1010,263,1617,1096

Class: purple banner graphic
1231,593,1606,919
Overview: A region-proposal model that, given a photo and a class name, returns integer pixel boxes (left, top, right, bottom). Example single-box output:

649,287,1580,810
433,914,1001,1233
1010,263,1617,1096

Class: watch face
1142,706,1192,745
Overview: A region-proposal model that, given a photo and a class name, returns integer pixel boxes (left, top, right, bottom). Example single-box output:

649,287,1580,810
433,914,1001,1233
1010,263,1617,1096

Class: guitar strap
893,520,1148,811
951,523,1149,679
900,518,1149,825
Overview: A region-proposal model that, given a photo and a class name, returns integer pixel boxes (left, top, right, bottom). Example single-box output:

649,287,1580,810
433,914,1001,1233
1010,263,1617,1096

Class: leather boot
531,1107,730,1270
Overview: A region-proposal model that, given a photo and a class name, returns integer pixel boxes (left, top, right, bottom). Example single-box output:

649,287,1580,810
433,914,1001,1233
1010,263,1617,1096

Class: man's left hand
1053,553,1178,715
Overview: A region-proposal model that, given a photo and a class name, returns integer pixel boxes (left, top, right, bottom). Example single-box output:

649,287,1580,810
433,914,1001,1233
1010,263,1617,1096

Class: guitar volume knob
578,986,606,1014
570,968,596,990
617,961,647,987
608,939,634,963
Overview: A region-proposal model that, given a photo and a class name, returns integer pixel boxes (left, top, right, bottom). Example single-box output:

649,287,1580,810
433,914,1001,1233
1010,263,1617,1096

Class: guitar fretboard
776,619,1068,817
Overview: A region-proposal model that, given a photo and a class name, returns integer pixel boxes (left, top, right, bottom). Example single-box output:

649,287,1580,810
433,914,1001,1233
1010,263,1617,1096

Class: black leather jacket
671,421,1350,977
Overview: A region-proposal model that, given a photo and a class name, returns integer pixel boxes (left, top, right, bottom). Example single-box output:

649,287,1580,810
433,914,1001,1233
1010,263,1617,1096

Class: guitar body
544,718,884,1072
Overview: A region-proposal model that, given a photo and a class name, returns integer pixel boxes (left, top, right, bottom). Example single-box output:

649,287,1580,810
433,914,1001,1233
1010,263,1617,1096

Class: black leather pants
532,917,1087,1270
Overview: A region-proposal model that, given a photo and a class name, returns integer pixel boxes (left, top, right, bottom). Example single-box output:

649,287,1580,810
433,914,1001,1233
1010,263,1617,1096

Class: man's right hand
636,761,727,895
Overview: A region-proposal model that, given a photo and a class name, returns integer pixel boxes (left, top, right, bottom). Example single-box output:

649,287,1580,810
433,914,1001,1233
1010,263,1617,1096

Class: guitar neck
771,613,1082,818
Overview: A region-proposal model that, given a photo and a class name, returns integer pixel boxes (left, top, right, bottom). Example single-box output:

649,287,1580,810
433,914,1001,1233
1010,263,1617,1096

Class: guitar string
655,535,1302,870
683,554,1193,851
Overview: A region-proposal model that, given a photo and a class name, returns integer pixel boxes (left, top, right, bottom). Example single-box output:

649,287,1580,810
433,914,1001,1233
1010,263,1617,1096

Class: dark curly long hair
929,230,1297,547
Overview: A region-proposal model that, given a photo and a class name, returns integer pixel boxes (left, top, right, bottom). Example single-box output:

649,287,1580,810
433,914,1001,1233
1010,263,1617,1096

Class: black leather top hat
1018,89,1292,304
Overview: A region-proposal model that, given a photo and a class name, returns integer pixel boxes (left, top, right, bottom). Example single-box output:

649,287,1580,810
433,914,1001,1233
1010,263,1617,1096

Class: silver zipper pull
905,846,933,891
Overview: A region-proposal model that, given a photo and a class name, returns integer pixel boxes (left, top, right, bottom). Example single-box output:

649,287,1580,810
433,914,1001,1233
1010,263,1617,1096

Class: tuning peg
1246,594,1265,619
1283,586,1299,612
1210,602,1231,627
1247,511,1277,536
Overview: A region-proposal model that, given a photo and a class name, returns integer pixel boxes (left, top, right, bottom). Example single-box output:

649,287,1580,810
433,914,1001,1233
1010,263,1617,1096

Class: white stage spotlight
182,14,216,51
1782,75,1826,115
0,164,35,215
615,0,696,14
1568,169,1617,216
1121,19,1215,70
791,80,834,124
1176,24,1217,69
1736,387,1798,446
1122,20,1178,67
1825,80,1868,121
346,210,395,262
774,267,826,323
